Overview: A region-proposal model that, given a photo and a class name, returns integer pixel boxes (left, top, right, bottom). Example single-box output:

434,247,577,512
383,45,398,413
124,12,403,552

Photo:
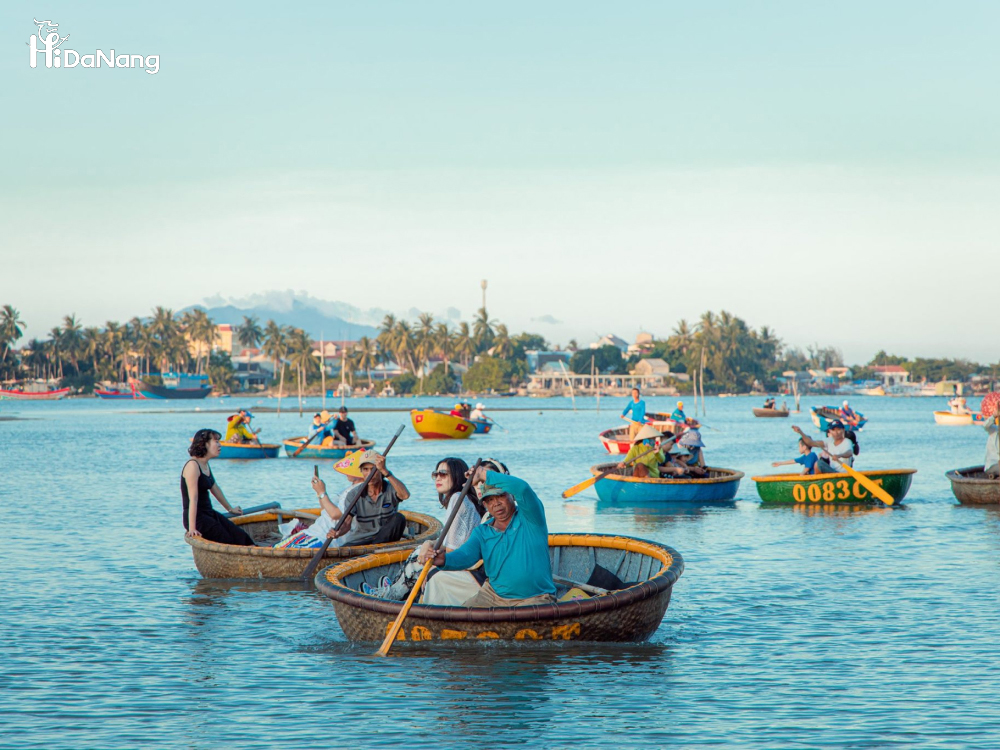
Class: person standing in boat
621,387,647,440
984,402,1000,478
182,429,254,545
419,467,556,608
792,421,854,474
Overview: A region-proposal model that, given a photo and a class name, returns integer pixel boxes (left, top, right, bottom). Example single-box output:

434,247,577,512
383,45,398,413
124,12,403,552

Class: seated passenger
330,406,360,446
793,421,854,473
419,467,556,607
182,429,254,546
771,438,819,475
224,409,259,444
677,420,706,468
274,450,365,548
618,425,665,478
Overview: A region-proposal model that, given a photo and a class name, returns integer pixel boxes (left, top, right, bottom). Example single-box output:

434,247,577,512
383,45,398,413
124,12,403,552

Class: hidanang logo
28,19,159,75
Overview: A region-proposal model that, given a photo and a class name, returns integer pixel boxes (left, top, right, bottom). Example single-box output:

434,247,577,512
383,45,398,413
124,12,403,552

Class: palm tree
261,320,289,415
392,321,416,374
453,322,475,367
287,327,317,414
82,327,101,375
47,326,64,380
567,339,578,352
236,315,262,352
61,314,83,375
0,305,25,370
356,336,379,389
473,307,495,353
492,324,513,359
434,322,454,390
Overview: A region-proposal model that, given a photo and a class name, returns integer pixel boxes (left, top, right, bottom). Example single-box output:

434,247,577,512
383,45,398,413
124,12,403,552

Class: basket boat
946,466,1000,505
217,441,281,459
752,469,916,505
933,411,985,426
315,533,684,643
469,417,493,434
598,417,681,454
282,437,375,459
186,508,442,578
410,409,474,439
752,407,789,418
811,406,867,431
589,463,743,503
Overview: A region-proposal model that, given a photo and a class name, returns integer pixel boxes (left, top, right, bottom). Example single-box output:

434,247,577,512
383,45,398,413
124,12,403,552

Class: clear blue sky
2,1,998,363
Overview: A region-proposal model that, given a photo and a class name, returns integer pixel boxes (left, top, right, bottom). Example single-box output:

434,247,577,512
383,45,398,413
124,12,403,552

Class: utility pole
481,279,487,311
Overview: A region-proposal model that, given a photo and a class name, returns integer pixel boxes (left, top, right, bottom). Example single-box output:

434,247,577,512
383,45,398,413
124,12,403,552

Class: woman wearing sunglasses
362,457,509,604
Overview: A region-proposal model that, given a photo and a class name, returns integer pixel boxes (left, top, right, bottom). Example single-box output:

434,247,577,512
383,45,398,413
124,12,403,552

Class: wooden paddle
376,459,483,657
291,431,321,457
301,425,404,581
224,501,279,518
562,430,686,499
839,462,896,506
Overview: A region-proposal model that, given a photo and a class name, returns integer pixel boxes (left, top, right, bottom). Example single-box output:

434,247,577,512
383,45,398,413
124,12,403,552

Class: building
231,349,275,389
214,324,234,355
590,334,629,353
631,357,673,385
628,332,655,356
525,350,572,373
871,365,910,388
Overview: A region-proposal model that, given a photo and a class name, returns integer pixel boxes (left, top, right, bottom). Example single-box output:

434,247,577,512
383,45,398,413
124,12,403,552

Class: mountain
183,291,381,340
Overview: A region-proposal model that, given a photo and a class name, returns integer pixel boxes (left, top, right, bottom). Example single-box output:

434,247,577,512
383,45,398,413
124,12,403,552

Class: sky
2,1,998,364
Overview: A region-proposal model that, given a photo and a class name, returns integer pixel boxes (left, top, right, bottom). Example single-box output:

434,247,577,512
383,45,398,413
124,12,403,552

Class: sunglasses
430,471,449,479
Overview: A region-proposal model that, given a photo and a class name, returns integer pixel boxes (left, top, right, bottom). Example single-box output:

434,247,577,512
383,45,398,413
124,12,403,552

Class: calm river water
2,395,999,748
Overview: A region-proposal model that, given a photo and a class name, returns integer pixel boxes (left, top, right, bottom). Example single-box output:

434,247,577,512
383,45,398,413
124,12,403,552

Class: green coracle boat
752,468,916,506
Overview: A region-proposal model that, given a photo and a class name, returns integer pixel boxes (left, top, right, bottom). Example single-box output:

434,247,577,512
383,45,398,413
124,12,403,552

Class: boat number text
791,479,884,503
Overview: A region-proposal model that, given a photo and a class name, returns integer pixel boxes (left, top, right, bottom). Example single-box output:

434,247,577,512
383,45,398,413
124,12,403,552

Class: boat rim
281,437,375,448
315,533,684,622
220,441,281,449
590,464,744,485
752,468,917,483
945,466,998,485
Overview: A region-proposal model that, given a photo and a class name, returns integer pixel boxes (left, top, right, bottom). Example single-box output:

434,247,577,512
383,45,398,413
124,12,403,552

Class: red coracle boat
95,385,144,400
0,387,71,400
598,413,680,454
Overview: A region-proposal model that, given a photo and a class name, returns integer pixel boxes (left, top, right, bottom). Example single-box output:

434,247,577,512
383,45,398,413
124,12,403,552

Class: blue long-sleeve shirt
622,399,646,423
442,472,555,599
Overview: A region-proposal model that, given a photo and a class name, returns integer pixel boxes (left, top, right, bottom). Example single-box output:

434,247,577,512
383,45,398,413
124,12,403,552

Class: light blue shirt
622,399,646,423
442,472,555,599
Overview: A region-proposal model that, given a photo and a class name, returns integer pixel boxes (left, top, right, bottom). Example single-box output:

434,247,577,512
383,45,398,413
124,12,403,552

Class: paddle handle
375,458,483,657
302,425,404,581
292,431,319,457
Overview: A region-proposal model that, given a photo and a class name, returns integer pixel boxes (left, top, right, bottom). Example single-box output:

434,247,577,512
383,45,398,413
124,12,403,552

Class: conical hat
632,424,663,443
333,449,365,478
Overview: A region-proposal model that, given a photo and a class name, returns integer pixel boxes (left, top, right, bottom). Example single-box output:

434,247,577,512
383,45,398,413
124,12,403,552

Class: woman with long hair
182,429,254,546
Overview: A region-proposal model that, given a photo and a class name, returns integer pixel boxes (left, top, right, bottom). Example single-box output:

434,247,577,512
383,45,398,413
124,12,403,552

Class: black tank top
181,459,216,526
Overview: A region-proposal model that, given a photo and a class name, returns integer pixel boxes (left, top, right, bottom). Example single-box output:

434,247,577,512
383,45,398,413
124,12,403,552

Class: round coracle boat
598,419,680,454
217,441,281,459
186,508,442,578
946,466,1000,505
316,534,684,643
752,407,789,418
752,469,916,505
811,406,867,431
410,409,474,439
933,411,985,426
589,463,743,503
282,437,375,459
469,417,493,434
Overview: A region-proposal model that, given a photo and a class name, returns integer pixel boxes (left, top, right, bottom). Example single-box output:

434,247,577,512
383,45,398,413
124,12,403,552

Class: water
2,395,998,749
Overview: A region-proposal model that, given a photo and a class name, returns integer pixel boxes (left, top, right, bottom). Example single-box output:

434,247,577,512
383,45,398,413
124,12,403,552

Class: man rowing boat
621,387,647,440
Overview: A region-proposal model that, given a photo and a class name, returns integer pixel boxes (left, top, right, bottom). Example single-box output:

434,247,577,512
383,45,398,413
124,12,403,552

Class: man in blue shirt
420,468,556,607
622,387,647,440
670,401,687,424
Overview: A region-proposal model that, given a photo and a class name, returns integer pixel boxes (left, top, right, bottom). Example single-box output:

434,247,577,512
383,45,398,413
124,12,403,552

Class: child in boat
772,438,819,475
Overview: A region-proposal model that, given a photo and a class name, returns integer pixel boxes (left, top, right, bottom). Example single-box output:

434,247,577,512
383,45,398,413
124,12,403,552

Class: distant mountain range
182,291,381,341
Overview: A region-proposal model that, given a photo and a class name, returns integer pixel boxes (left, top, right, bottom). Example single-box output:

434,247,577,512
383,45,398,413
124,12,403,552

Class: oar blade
376,560,433,657
562,474,600,499
844,465,895,506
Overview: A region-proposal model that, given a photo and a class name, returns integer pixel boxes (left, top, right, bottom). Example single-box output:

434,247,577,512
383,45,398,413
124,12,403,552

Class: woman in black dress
182,429,254,546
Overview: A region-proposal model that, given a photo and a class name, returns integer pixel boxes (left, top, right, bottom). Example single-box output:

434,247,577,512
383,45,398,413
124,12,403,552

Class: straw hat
320,410,332,422
677,401,684,408
334,449,365,478
632,425,663,443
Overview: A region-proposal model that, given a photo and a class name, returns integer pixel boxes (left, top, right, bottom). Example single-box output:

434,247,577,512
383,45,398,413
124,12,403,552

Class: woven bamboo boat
282,437,375,459
811,406,867,431
186,509,442,578
752,469,916,505
589,463,743,503
217,441,281,459
316,533,684,643
752,407,789,418
933,411,985,426
946,466,1000,505
410,409,474,439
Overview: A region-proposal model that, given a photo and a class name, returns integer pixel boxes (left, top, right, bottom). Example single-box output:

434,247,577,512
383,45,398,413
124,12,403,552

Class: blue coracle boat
217,441,281,459
589,463,743,503
470,418,492,434
810,406,866,431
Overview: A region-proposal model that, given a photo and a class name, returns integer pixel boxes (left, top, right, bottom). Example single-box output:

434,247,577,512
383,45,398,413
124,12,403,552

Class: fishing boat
282,437,375,459
752,407,789,418
186,508,442,579
0,386,70,400
130,373,212,399
315,533,684,642
811,405,866,431
946,466,1000,505
598,416,681,454
94,386,141,399
752,468,916,505
410,409,474,439
589,463,743,503
933,411,985,426
217,441,281,459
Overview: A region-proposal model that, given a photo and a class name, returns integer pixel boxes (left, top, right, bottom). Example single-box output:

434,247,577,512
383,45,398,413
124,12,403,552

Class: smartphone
314,465,319,478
